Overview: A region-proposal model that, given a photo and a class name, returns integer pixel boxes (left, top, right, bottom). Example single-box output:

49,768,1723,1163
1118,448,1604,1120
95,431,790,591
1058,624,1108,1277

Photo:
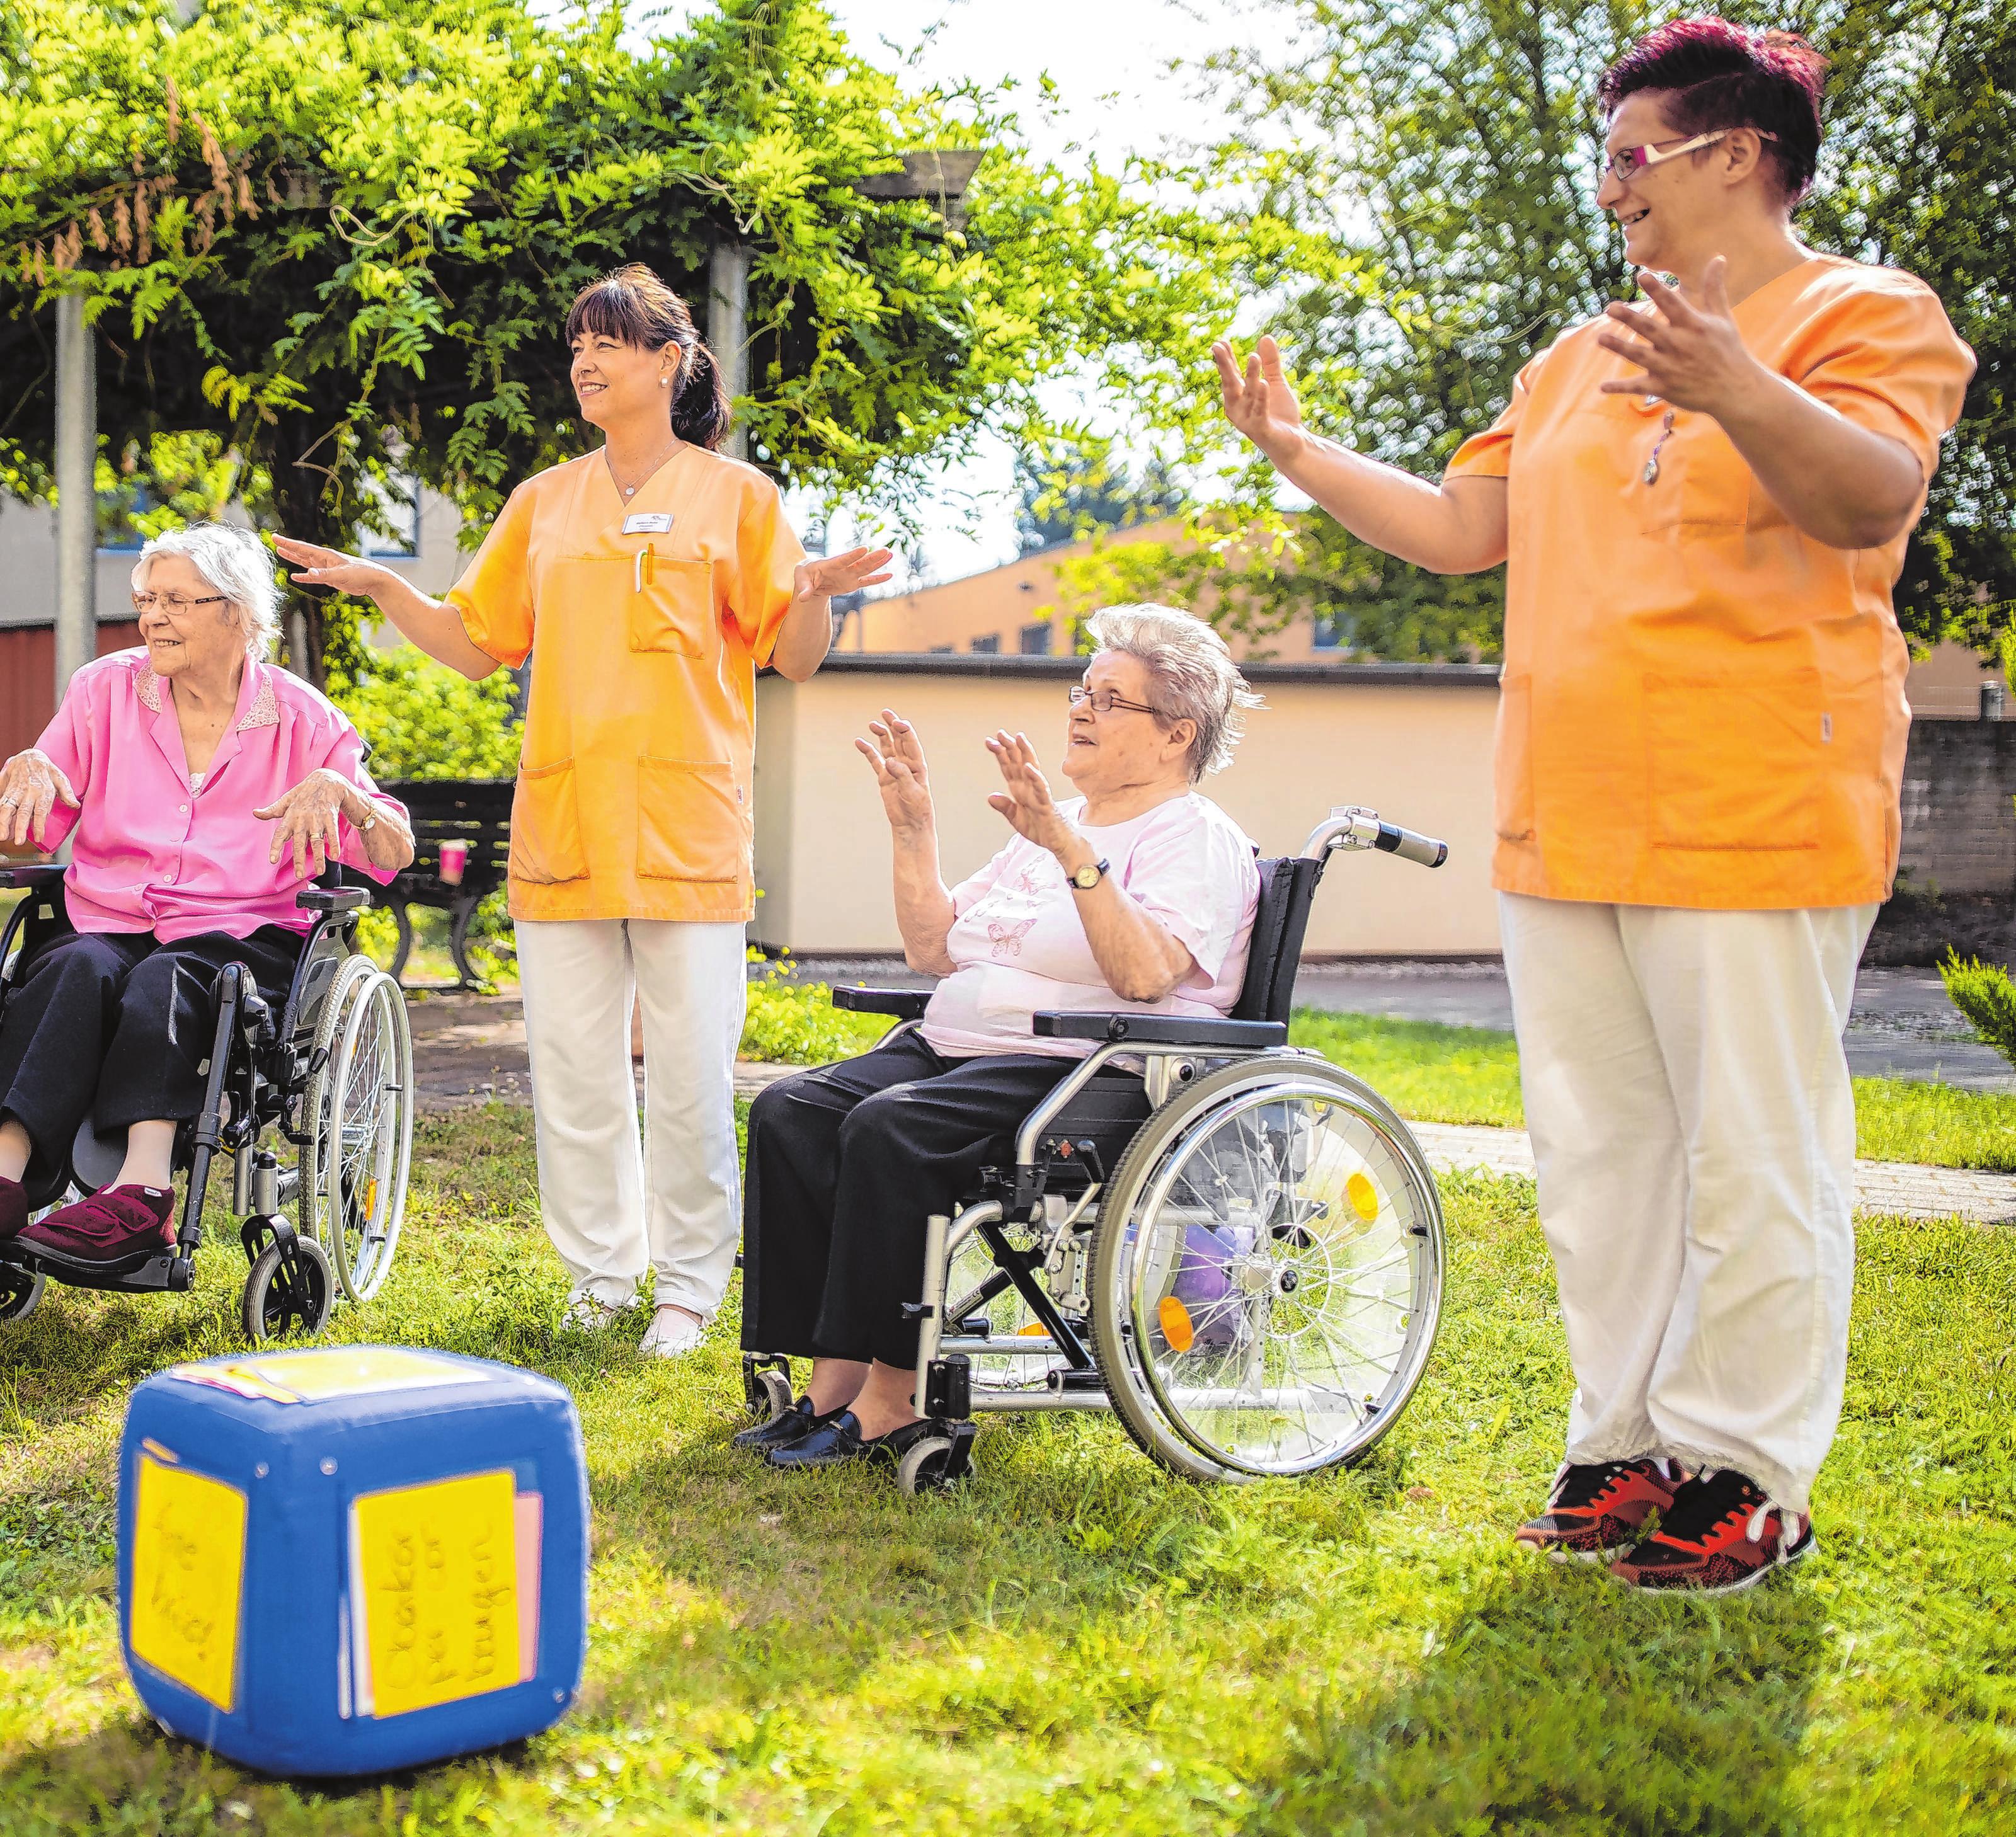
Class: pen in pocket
633,542,656,593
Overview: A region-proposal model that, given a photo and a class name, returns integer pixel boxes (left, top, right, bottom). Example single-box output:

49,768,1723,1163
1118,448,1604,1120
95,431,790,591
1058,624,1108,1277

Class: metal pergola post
54,292,97,698
707,238,750,464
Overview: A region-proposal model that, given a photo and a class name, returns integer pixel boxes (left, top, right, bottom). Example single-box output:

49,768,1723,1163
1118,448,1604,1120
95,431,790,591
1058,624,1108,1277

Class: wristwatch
1068,856,1110,891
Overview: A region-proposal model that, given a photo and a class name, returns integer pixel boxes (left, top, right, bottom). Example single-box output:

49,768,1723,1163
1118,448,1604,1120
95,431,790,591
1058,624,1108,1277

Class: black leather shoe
764,1411,937,1472
731,1395,835,1453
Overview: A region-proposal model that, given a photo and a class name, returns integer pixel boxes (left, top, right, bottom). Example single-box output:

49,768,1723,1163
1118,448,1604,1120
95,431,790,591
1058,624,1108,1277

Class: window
970,634,1001,655
1312,611,1350,651
1018,621,1051,656
360,474,422,560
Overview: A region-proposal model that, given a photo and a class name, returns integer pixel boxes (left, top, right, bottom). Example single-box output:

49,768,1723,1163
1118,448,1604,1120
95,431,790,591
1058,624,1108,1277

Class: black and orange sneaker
1609,1467,1813,1596
1515,1458,1685,1562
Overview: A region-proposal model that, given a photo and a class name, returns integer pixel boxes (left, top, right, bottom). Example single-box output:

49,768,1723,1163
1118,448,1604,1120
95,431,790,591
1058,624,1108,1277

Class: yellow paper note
353,1469,522,1718
129,1452,248,1713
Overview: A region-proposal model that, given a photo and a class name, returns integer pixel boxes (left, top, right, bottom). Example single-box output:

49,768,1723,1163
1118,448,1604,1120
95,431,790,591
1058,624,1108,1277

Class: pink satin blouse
27,649,405,941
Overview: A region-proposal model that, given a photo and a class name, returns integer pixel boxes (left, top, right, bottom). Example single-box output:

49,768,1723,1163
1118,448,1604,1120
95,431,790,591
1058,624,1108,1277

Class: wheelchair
742,804,1452,1494
0,866,415,1341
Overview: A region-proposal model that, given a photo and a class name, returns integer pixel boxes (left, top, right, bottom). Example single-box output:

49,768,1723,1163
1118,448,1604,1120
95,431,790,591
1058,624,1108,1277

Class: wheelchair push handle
1302,806,1448,869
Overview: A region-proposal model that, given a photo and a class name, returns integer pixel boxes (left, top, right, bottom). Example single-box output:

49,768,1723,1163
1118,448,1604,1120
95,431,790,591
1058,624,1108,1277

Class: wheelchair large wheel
301,958,414,1305
1088,1057,1444,1482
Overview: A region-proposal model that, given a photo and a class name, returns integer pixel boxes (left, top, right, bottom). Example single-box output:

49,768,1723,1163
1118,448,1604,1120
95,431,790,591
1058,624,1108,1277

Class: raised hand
794,546,896,606
1596,258,1760,416
854,709,935,837
271,534,399,601
985,730,1077,855
1211,334,1306,459
253,767,358,880
0,748,79,850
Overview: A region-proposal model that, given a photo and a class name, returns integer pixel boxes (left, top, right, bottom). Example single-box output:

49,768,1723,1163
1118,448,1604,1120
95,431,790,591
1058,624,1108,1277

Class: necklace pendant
1642,455,1660,484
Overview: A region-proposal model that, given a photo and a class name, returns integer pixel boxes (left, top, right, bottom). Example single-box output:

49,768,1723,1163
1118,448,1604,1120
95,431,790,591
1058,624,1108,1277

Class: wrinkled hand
254,768,360,880
0,748,79,850
794,546,896,606
985,731,1077,856
855,708,935,835
1211,334,1306,459
272,534,399,601
1596,259,1761,415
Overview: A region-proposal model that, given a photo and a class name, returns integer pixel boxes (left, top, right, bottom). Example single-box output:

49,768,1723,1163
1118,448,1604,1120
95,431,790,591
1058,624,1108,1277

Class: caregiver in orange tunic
1214,20,1973,1594
276,265,891,1358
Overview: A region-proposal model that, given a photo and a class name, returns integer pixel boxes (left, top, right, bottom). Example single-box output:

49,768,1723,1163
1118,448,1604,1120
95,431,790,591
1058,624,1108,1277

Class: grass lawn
1288,1009,2016,1171
1,1105,2012,1834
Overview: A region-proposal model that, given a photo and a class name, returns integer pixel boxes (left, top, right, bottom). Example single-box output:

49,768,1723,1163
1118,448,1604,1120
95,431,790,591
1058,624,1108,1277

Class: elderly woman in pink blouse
0,523,413,1266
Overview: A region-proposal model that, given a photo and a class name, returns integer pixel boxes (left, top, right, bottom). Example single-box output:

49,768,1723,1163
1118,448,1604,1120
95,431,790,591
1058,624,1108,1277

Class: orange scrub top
447,445,803,924
1445,254,1974,910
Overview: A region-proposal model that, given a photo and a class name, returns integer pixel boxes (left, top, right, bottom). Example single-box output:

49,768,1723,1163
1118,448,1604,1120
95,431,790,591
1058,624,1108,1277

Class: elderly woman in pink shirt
0,523,413,1266
738,604,1263,1472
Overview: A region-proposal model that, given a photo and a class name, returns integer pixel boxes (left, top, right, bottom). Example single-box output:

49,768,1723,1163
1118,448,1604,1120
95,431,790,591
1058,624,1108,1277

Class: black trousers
740,1029,1080,1370
0,920,303,1186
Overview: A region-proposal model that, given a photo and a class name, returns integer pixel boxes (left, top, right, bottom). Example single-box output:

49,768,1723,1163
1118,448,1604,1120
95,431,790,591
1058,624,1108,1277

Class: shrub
328,644,522,781
1939,949,2016,1070
740,952,895,1065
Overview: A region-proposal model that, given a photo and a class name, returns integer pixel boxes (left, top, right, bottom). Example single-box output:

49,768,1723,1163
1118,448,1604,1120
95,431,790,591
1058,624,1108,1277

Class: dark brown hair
563,263,732,450
1598,18,1829,203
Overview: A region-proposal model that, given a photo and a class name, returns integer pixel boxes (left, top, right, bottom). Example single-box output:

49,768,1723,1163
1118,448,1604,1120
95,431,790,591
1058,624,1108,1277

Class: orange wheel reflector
1346,1170,1380,1222
364,1177,379,1222
1159,1295,1196,1353
1017,1321,1048,1336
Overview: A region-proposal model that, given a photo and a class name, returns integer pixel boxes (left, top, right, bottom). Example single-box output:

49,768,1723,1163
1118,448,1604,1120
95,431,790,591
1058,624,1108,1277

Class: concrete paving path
406,991,2015,1225
1409,1121,2016,1225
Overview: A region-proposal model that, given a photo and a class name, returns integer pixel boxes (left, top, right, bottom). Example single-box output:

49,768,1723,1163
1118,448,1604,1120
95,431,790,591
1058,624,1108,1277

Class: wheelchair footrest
0,1244,183,1294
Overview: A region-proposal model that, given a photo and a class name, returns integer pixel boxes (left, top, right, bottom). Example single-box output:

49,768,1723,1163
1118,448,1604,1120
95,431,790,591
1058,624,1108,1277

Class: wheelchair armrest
832,985,931,1021
0,866,64,890
1031,1010,1288,1049
297,886,372,914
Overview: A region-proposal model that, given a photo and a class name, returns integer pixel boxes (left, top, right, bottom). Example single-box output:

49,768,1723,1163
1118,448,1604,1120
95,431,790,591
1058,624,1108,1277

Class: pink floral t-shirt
920,793,1261,1060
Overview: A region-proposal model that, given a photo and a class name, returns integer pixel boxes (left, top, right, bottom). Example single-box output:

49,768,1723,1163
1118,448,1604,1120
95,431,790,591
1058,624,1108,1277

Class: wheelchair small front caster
896,1436,960,1496
242,1235,333,1342
743,1354,793,1424
0,1264,43,1324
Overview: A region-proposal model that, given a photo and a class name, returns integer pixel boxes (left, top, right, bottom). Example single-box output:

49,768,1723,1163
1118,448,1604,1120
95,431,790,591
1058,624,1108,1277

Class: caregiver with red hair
1215,18,1973,1594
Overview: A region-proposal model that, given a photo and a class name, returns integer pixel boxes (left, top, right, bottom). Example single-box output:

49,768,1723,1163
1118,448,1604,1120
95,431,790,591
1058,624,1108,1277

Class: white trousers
1498,893,1878,1513
515,917,748,1319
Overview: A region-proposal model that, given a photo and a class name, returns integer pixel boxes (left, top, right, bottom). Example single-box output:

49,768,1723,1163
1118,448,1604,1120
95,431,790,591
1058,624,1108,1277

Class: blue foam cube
117,1345,588,1777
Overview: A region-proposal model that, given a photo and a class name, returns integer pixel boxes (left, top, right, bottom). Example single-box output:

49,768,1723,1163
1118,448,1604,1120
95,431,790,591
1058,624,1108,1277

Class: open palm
795,546,896,605
1211,335,1305,457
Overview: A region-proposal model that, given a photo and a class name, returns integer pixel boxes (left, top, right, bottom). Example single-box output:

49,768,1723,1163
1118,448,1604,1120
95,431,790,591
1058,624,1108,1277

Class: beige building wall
752,655,1502,958
849,520,1368,665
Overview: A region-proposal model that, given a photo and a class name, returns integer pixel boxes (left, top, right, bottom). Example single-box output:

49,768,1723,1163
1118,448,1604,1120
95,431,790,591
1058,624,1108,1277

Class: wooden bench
376,778,513,988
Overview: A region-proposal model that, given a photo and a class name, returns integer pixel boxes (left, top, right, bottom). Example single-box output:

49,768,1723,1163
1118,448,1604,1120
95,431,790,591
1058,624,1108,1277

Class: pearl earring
660,375,671,387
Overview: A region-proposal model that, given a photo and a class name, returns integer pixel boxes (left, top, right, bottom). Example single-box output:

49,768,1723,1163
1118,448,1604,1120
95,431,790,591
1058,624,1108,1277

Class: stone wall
1900,718,2016,896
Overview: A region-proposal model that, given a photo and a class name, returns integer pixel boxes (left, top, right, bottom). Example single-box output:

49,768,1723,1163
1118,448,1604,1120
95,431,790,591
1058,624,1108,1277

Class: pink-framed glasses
1600,127,1777,184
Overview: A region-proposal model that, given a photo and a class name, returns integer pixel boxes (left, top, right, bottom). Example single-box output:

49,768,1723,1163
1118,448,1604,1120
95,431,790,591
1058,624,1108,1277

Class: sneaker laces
1664,1467,1799,1548
1547,1458,1671,1511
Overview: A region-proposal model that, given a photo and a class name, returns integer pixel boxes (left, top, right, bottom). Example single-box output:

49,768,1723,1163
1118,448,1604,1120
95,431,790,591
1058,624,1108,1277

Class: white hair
1084,602,1262,780
132,523,281,660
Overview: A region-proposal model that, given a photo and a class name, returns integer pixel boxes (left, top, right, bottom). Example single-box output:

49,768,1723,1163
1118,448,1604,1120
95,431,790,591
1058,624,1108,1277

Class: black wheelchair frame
0,866,404,1339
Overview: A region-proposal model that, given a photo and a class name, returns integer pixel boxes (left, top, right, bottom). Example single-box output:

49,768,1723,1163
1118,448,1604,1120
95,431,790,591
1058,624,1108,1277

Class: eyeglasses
1069,685,1166,718
1599,127,1776,183
133,592,229,615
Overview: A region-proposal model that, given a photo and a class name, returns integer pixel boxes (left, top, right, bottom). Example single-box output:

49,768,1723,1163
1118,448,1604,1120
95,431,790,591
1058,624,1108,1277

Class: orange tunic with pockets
1445,253,1974,910
447,445,803,924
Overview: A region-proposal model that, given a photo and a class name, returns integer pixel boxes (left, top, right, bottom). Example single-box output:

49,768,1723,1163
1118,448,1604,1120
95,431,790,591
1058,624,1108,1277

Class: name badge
622,512,674,535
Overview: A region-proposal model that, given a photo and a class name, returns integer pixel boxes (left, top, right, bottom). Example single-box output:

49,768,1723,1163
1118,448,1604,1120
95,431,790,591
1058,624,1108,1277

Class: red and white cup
438,838,469,886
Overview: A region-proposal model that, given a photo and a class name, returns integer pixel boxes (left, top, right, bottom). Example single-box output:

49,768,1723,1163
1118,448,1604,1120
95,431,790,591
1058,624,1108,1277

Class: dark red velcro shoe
15,1184,176,1269
1515,1457,1687,1562
0,1175,28,1243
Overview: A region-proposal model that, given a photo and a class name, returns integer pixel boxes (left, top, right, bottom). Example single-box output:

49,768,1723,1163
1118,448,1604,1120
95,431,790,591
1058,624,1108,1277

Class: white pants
515,917,748,1319
1498,893,1878,1513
